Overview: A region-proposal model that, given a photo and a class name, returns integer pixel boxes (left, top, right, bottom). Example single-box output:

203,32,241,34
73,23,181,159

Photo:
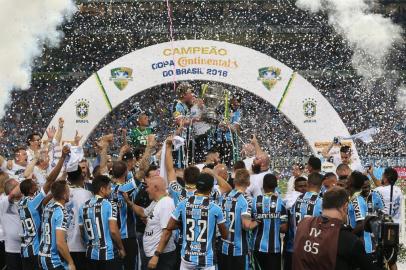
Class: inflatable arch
46,40,360,165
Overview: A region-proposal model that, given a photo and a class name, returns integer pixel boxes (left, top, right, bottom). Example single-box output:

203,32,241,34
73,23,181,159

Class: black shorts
22,255,39,270
6,252,22,270
122,237,139,270
88,259,121,270
218,253,248,270
253,251,281,270
70,252,87,270
283,251,293,270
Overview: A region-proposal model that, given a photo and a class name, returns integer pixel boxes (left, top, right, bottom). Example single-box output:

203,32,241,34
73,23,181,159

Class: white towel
159,141,167,185
341,127,378,144
63,144,84,172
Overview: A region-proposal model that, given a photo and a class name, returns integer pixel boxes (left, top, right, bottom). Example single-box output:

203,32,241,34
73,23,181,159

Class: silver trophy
201,84,224,124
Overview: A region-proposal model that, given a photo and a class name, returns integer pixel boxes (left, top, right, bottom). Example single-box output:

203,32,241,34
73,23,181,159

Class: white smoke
396,85,406,111
296,0,403,79
0,0,76,119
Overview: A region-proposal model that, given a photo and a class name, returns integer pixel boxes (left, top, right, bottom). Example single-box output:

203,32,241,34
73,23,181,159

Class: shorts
180,259,215,270
218,253,248,270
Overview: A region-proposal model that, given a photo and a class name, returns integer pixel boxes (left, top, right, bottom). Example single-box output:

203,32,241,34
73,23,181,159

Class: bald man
124,176,177,270
246,152,272,198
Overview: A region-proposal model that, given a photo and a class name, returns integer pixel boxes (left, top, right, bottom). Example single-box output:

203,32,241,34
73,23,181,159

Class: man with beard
246,151,271,198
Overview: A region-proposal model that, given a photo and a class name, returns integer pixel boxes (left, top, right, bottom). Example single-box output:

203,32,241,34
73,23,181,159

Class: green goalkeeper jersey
128,127,152,147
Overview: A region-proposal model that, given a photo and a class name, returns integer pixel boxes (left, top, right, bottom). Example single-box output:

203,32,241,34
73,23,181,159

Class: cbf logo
110,67,133,90
75,98,89,123
258,66,282,90
303,98,317,123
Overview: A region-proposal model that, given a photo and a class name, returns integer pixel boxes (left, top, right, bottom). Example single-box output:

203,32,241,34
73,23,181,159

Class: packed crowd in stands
0,0,405,161
0,1,405,270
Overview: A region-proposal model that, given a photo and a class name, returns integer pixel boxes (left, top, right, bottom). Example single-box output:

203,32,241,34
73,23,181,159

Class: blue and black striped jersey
168,182,195,207
252,194,287,253
348,194,373,253
363,191,385,215
287,191,322,252
168,182,222,207
79,196,118,260
18,189,46,258
172,195,225,267
39,201,69,270
221,189,251,256
109,179,139,239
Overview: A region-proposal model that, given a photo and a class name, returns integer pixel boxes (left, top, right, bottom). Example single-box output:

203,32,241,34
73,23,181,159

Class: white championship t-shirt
1,160,26,182
331,154,363,172
66,186,92,252
246,170,271,198
32,166,52,187
0,195,23,253
374,185,404,224
284,191,303,210
143,196,176,257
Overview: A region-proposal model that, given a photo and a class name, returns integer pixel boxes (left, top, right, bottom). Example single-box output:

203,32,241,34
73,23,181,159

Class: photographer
372,167,402,270
293,187,381,270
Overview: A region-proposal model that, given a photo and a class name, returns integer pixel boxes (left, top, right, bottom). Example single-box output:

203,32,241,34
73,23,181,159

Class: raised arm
321,139,338,159
122,192,147,219
165,137,176,184
367,167,381,187
0,154,4,167
251,135,264,155
207,166,231,194
98,134,113,175
136,134,156,180
24,151,39,179
43,146,70,194
54,118,64,145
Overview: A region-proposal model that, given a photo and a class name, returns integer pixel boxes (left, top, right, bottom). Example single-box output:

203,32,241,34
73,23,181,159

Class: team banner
45,40,360,165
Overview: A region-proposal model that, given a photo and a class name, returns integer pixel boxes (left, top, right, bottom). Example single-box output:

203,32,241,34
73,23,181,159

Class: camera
364,210,399,268
333,137,341,145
